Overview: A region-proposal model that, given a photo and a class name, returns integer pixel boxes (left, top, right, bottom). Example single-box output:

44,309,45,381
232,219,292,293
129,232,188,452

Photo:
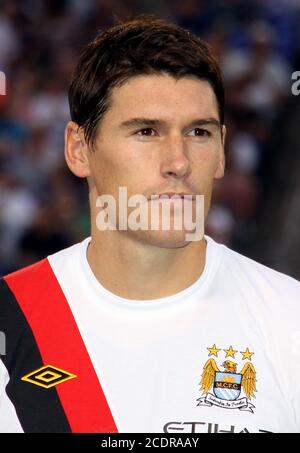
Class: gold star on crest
207,344,221,357
223,346,238,358
240,348,254,361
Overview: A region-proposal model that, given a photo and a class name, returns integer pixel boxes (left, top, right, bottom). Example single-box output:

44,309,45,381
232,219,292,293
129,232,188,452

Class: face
67,74,225,248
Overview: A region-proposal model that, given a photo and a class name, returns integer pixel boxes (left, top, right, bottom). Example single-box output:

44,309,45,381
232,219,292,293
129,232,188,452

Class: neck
86,229,207,301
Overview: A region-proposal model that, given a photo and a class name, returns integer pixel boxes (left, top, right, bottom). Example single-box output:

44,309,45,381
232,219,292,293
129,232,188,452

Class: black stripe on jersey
0,278,71,433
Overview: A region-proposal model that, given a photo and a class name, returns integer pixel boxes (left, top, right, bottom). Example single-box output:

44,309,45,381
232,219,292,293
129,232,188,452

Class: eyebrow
119,117,222,130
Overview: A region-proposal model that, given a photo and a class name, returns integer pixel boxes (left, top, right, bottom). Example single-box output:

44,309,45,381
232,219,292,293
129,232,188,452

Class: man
0,16,300,434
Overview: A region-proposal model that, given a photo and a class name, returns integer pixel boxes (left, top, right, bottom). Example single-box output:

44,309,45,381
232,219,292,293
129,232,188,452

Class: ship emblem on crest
197,345,257,413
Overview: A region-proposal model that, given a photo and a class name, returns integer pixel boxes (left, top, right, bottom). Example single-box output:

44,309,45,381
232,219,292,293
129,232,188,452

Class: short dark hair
68,15,225,148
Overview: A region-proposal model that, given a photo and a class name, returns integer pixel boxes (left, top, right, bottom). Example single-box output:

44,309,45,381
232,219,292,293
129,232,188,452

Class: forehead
106,74,219,123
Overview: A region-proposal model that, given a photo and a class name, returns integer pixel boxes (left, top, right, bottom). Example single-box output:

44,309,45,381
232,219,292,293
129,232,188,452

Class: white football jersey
1,235,300,433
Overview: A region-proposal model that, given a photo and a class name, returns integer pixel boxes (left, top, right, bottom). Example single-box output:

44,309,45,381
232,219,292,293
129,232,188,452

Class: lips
150,192,194,200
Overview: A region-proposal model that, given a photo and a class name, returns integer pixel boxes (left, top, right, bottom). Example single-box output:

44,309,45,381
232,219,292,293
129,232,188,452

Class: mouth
150,192,195,200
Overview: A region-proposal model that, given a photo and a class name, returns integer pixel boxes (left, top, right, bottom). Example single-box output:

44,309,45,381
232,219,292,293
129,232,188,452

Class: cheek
119,150,157,180
89,155,117,194
92,148,151,193
194,148,220,175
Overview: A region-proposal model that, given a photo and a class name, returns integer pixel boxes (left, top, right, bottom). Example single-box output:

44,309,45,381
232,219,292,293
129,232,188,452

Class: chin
128,229,192,249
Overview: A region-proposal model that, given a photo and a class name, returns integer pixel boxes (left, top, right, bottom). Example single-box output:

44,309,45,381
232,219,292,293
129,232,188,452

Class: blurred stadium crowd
0,0,300,276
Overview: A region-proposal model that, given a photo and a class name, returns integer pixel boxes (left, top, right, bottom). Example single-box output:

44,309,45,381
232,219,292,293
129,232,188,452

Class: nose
160,135,191,180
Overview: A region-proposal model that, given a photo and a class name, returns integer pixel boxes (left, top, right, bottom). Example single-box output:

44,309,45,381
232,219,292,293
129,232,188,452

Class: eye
136,128,156,137
188,128,211,137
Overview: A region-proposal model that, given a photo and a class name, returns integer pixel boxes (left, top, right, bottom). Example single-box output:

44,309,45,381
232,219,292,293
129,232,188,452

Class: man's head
68,15,225,148
65,16,226,248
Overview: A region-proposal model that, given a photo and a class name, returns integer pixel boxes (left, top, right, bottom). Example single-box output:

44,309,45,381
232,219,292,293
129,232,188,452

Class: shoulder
207,236,300,306
228,242,299,288
1,239,88,296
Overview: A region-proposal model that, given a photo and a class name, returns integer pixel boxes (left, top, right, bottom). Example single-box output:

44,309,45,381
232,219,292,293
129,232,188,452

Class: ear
214,124,226,180
64,121,91,178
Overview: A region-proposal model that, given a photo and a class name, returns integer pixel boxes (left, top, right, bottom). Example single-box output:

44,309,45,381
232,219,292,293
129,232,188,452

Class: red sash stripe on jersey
4,258,118,433
0,278,71,433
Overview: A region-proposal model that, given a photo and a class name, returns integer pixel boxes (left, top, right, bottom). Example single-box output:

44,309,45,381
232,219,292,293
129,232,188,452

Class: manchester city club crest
197,345,257,413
